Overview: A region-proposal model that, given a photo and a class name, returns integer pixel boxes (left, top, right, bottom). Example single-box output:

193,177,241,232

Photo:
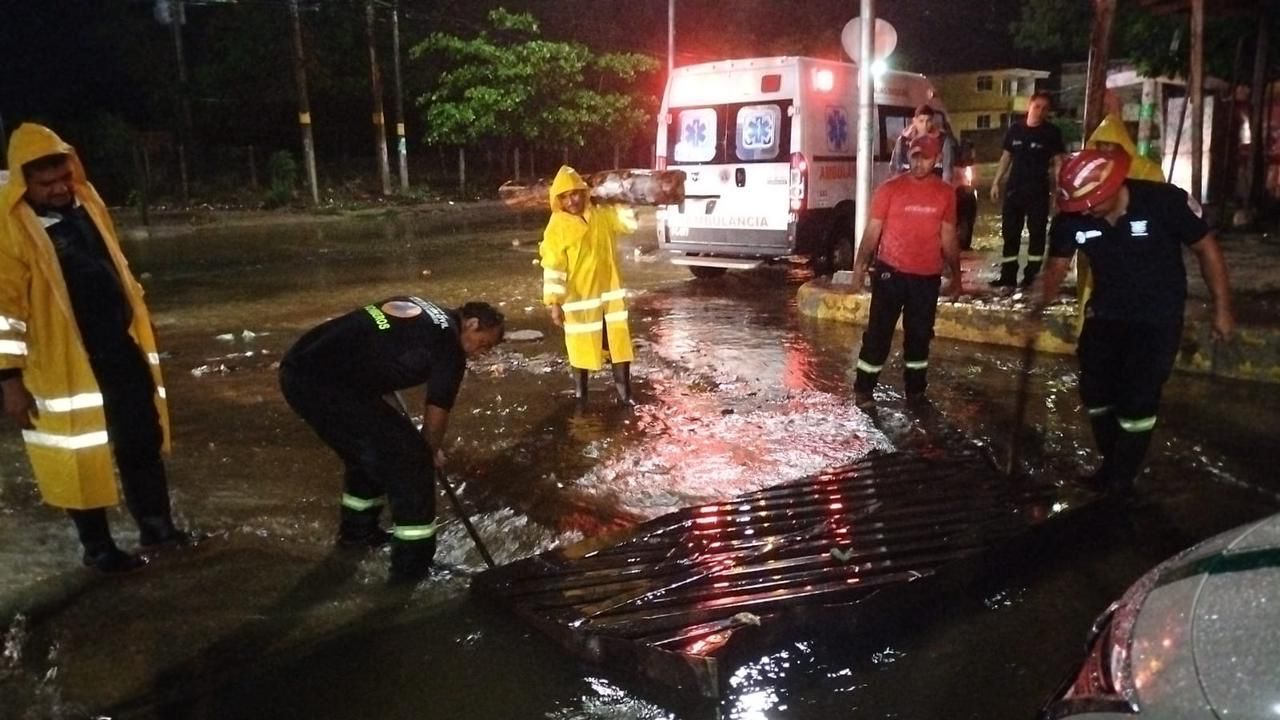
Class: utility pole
169,0,193,202
288,0,320,205
853,0,876,250
1189,0,1205,202
667,0,675,75
1245,9,1270,212
391,0,409,192
366,0,392,196
1083,0,1117,138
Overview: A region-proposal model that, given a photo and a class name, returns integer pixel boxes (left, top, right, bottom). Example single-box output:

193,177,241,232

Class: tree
411,8,658,179
1011,0,1277,79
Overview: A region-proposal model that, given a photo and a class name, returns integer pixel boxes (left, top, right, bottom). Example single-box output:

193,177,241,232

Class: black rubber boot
1106,429,1154,499
572,368,590,406
337,507,391,549
138,515,192,551
389,537,437,585
70,509,145,574
612,362,635,406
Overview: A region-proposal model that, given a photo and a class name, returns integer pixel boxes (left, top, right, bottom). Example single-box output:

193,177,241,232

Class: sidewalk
798,221,1280,384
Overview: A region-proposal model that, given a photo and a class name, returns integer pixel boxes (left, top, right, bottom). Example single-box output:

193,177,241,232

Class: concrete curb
797,280,1280,385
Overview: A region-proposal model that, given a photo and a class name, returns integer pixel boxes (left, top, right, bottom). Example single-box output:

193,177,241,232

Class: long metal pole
170,0,192,202
288,0,320,206
391,0,409,192
853,0,875,251
366,0,392,196
667,0,675,74
1189,0,1204,202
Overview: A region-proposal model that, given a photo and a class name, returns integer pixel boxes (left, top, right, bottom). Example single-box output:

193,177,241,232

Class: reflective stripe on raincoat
539,166,636,371
0,124,171,509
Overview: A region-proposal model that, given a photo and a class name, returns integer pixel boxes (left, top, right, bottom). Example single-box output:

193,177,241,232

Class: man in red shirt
849,134,961,407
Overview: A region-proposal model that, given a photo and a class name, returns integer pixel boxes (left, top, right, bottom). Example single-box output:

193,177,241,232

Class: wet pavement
1,205,1279,719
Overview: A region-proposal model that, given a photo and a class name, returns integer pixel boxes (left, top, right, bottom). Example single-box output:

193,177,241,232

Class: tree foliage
1011,0,1277,80
410,8,658,155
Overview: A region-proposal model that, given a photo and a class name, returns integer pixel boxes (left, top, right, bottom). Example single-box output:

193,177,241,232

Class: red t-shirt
869,173,957,275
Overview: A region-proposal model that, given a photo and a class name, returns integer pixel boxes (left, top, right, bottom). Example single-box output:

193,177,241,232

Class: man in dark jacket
1031,149,1233,499
280,298,504,582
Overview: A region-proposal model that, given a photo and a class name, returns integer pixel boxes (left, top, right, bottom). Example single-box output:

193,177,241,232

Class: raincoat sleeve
540,216,570,306
0,224,32,373
595,204,638,236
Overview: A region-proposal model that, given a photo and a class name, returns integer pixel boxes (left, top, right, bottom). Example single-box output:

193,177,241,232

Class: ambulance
655,56,970,278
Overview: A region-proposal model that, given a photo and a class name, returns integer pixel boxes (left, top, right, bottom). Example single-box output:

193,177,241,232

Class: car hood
1192,513,1280,718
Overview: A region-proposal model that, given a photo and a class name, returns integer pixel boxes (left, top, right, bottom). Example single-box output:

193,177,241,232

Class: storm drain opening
472,447,1089,701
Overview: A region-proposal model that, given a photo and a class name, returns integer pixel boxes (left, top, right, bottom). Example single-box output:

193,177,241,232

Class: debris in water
505,329,544,342
191,363,234,377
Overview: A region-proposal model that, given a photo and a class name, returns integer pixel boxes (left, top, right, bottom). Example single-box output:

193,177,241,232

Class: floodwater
1,206,1278,719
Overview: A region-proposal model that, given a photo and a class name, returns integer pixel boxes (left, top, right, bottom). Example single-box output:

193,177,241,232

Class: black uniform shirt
282,296,467,409
37,203,135,362
1002,121,1065,192
1049,180,1209,323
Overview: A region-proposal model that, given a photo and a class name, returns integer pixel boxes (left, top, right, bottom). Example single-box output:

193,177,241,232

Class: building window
1001,113,1012,129
1001,78,1014,96
976,75,993,92
976,114,992,129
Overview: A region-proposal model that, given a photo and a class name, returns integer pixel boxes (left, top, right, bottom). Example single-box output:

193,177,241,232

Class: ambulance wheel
688,265,727,279
824,202,857,272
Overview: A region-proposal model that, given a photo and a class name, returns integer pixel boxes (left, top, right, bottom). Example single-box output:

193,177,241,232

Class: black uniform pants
1077,317,1182,488
999,187,1050,284
69,346,171,550
854,263,941,396
279,368,435,533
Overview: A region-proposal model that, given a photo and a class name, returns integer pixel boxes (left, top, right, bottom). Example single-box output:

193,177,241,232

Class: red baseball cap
908,134,941,160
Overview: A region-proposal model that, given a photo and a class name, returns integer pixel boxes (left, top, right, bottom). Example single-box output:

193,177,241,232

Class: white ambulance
655,56,952,278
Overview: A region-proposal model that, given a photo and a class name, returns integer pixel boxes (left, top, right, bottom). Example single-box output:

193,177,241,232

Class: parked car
1040,512,1280,719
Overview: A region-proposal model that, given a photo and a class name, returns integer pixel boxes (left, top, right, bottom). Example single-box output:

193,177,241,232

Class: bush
264,150,298,208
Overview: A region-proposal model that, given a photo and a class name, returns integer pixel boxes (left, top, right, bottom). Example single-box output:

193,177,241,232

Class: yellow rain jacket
1075,115,1168,332
0,124,170,510
539,166,635,371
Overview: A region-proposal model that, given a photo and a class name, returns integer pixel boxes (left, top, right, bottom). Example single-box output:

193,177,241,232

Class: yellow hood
1086,114,1165,182
1086,114,1139,155
2,124,85,212
549,165,589,211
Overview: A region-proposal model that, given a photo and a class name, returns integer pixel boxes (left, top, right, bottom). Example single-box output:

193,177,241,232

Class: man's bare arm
850,218,884,292
990,150,1012,202
1189,233,1235,341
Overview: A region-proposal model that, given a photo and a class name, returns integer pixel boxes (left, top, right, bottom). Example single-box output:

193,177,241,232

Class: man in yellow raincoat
539,166,637,405
0,124,185,573
1074,115,1168,328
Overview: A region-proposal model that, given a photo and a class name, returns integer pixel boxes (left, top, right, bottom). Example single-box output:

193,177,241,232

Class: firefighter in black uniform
1031,149,1234,499
280,298,504,582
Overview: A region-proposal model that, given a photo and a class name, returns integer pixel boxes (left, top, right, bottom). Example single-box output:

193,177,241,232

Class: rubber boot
612,362,635,406
1080,414,1121,492
70,509,145,574
389,537,437,585
337,506,391,549
138,515,192,551
572,368,589,407
1106,429,1154,499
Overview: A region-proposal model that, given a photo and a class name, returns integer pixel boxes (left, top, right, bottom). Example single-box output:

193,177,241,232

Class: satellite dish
841,17,897,63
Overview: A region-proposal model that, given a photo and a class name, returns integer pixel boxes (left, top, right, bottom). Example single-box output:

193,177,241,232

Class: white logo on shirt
1129,220,1149,237
1075,230,1102,245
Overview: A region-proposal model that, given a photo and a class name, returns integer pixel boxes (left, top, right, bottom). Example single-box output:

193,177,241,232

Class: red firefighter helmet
1057,149,1131,213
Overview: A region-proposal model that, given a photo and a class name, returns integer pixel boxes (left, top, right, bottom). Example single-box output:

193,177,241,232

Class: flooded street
2,207,1279,719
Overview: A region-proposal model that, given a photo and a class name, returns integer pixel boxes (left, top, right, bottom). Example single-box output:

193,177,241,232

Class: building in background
932,68,1052,162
